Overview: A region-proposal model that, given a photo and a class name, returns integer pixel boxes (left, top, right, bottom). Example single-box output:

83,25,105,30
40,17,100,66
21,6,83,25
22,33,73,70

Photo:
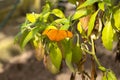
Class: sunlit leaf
102,70,117,80
52,9,65,18
107,70,117,80
87,10,99,36
98,2,105,11
102,21,114,50
77,0,100,9
72,9,89,20
77,21,83,34
113,9,120,31
98,66,106,72
49,43,62,72
46,25,57,30
26,13,40,23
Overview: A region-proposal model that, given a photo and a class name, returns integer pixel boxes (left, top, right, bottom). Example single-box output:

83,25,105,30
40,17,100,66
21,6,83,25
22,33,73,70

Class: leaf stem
91,37,102,67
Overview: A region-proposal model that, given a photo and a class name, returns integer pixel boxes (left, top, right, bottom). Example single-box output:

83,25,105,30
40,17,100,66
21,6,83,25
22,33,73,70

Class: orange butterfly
42,29,73,41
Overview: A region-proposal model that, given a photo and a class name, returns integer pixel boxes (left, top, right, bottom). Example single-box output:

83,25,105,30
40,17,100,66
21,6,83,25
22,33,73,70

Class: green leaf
53,18,70,30
72,44,82,63
20,27,39,48
19,30,29,48
26,13,40,23
72,9,89,20
103,0,112,6
77,0,100,9
59,19,70,30
20,21,33,33
65,50,75,72
52,9,65,18
62,40,75,72
113,9,120,31
43,12,51,22
49,43,62,72
102,70,117,80
98,2,105,11
107,70,117,80
102,21,114,50
42,3,50,14
15,32,22,44
87,10,99,36
98,66,106,72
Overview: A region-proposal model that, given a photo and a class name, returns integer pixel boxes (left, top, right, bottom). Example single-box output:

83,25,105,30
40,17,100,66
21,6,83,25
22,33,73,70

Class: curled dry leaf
35,42,45,61
43,55,59,74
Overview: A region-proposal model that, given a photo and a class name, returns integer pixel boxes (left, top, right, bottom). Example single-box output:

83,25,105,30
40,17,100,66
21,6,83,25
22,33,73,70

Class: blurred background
0,0,120,80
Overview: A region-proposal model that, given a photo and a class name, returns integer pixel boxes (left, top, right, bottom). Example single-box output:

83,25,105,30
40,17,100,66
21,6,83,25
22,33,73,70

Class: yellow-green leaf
46,25,57,30
103,0,112,6
43,12,51,22
26,13,40,23
98,66,106,72
102,70,117,80
52,18,70,30
102,21,114,50
77,0,100,9
77,21,83,34
42,3,50,13
20,27,39,48
52,9,65,18
98,2,105,11
65,49,75,72
87,10,99,36
114,9,120,31
59,19,70,30
49,43,62,72
72,9,89,20
62,40,75,72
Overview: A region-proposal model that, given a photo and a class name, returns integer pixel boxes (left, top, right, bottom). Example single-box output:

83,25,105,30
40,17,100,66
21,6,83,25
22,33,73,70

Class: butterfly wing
66,31,73,38
42,29,57,41
47,29,57,41
56,30,73,41
55,30,67,41
43,29,73,41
